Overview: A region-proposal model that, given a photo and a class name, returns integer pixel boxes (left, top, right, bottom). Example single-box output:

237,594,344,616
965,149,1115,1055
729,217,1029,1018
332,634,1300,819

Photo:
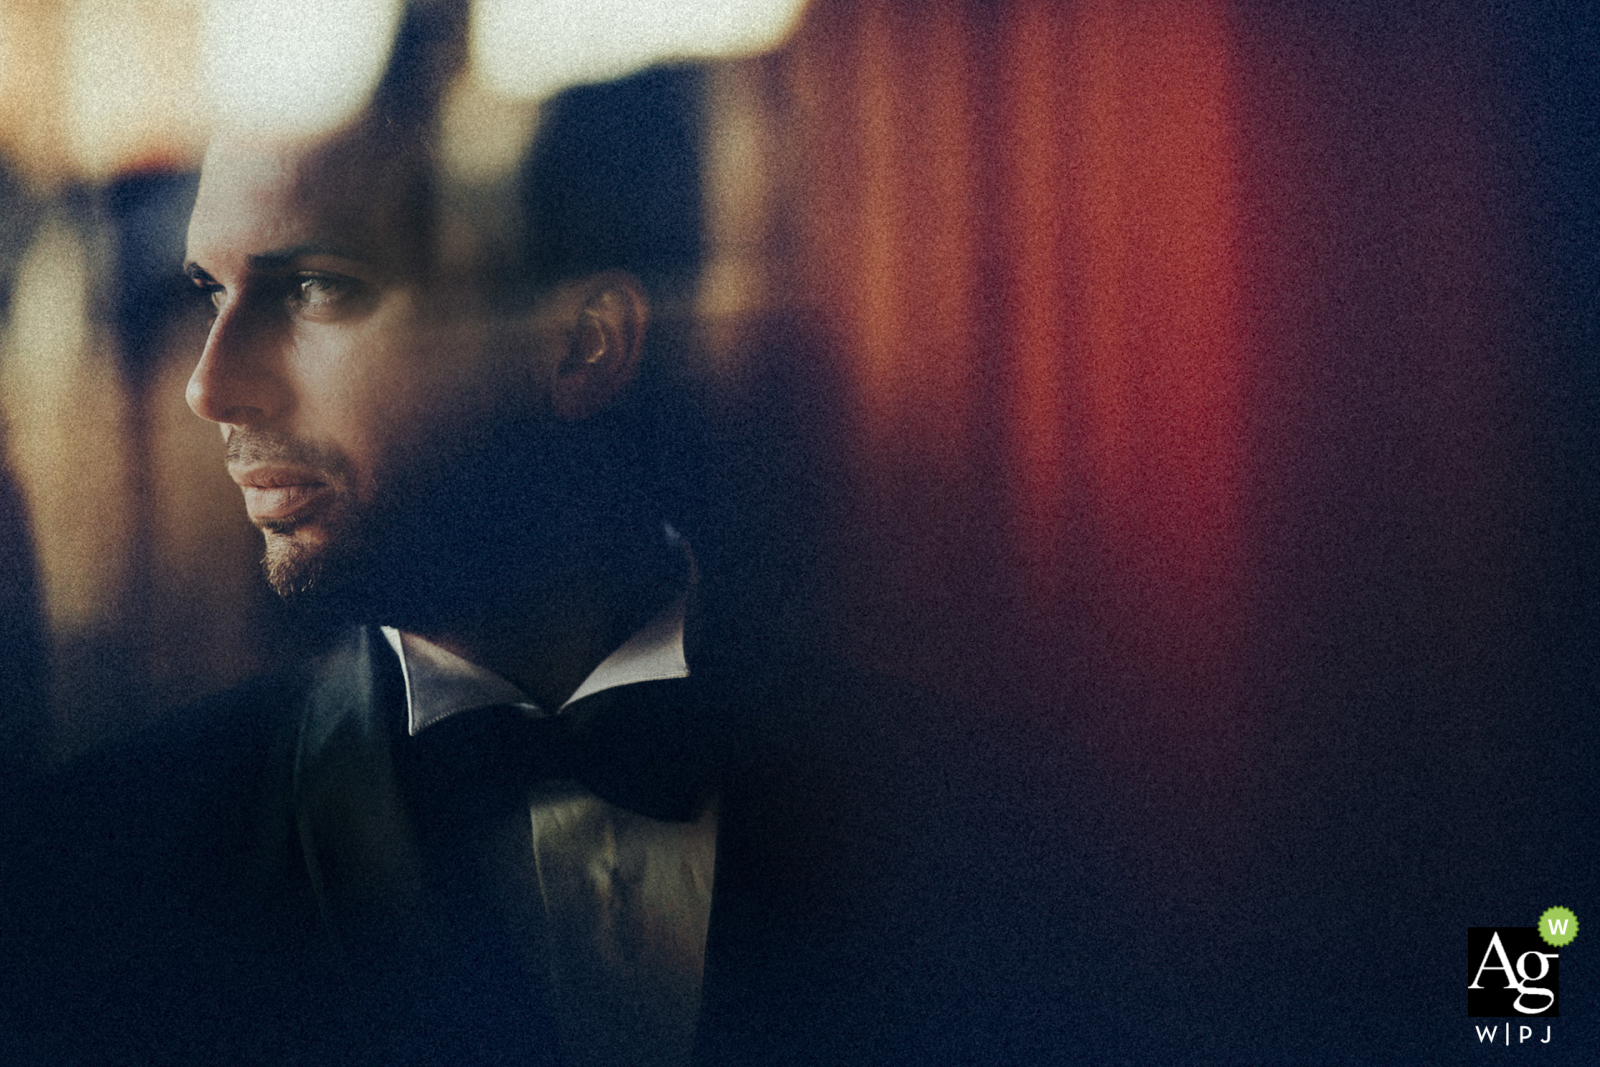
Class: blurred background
0,0,1595,1057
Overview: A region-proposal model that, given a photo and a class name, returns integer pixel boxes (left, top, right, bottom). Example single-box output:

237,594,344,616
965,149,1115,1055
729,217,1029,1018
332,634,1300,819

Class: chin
259,521,449,629
261,530,331,601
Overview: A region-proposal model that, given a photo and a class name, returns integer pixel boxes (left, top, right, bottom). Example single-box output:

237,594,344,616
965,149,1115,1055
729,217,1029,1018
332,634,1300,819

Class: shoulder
14,640,341,841
10,627,400,894
5,645,346,918
1,633,377,1064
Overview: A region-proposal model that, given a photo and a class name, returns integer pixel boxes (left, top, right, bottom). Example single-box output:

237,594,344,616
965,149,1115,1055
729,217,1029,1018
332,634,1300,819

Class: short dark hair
518,66,704,301
368,3,703,308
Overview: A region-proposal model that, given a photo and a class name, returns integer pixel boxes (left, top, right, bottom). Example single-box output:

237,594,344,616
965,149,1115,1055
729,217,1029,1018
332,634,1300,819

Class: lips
230,465,333,524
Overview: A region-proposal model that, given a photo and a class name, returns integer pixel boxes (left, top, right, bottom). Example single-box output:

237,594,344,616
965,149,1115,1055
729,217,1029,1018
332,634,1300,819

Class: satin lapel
292,626,427,949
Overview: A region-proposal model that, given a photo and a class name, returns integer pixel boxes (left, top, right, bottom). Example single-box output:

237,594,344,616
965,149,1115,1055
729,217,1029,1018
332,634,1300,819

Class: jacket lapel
292,627,428,945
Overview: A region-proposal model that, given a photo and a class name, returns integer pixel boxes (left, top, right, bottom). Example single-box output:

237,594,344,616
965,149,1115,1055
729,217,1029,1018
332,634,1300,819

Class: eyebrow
182,242,368,281
245,242,366,270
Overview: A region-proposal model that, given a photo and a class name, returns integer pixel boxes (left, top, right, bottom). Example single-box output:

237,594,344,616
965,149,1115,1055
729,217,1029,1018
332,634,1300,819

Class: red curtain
753,0,1533,801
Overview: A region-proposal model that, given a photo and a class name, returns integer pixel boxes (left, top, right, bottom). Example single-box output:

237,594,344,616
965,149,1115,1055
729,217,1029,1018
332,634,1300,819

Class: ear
550,272,650,422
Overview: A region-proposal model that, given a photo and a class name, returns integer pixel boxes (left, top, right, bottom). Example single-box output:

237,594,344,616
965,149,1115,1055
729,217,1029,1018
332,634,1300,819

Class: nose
186,299,292,425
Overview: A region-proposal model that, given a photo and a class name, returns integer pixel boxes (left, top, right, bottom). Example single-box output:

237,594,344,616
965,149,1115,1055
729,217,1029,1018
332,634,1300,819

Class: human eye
190,278,225,315
287,272,367,319
292,273,343,306
185,266,225,316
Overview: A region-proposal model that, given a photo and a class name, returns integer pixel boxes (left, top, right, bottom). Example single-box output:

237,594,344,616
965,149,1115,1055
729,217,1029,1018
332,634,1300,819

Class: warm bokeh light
200,0,403,136
0,0,72,188
0,220,133,632
697,63,776,352
438,73,542,185
0,5,11,95
67,0,207,179
472,0,808,100
0,0,811,183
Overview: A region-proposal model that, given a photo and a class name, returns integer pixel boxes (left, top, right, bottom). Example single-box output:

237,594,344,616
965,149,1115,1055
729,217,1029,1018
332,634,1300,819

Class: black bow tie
404,679,720,823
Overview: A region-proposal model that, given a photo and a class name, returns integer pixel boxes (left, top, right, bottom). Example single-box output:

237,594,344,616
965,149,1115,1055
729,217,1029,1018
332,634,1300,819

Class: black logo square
1468,927,1559,1017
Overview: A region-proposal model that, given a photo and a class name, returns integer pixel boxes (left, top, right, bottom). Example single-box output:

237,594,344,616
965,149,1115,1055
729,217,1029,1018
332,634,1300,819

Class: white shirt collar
381,590,690,737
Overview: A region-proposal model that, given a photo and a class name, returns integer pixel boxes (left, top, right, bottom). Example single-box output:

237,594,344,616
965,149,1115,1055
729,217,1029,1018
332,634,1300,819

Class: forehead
187,126,429,272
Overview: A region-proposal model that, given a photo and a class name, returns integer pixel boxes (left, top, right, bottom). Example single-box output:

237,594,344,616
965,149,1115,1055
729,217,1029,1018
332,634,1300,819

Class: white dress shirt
379,586,716,1067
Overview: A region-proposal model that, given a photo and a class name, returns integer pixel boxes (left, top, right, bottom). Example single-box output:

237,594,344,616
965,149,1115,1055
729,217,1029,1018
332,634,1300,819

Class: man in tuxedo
4,52,1088,1067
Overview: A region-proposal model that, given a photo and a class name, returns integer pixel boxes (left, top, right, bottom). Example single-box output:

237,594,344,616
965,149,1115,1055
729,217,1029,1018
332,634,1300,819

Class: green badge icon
1538,906,1578,948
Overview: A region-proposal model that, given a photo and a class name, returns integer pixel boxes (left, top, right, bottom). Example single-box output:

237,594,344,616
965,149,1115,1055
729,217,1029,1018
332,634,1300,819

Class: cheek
279,324,431,496
375,344,511,478
288,309,513,493
397,319,520,431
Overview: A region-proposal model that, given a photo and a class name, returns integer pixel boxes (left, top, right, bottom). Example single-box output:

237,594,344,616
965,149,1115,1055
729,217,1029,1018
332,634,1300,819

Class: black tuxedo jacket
4,628,1100,1065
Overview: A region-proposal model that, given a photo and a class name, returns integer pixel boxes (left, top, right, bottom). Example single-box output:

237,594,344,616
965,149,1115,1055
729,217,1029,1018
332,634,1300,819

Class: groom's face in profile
183,124,554,617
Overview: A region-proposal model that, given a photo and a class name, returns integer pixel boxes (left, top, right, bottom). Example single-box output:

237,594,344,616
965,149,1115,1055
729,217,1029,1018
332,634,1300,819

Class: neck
413,518,677,710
